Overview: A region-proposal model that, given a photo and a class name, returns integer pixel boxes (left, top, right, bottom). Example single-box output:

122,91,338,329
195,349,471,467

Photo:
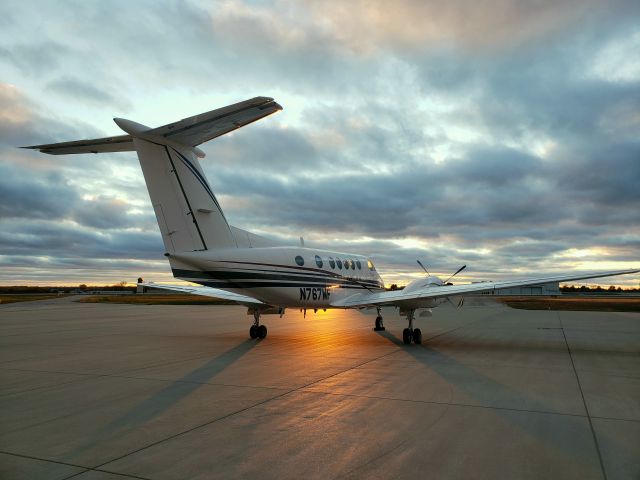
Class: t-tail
23,97,282,256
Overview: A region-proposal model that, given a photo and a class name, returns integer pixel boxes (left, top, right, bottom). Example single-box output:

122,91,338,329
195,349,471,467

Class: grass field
77,294,235,305
499,296,640,312
0,294,67,304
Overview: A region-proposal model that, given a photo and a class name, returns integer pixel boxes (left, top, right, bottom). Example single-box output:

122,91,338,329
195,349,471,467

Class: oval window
315,255,323,268
344,260,350,270
329,257,335,269
367,259,375,271
356,259,362,269
295,255,304,266
336,258,343,269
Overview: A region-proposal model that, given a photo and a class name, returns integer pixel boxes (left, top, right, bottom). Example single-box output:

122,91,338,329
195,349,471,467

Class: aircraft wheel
413,328,422,344
402,328,412,345
257,325,268,339
249,325,258,339
374,316,385,331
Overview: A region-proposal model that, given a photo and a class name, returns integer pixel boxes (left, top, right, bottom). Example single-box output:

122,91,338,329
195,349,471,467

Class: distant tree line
0,282,136,294
560,285,638,293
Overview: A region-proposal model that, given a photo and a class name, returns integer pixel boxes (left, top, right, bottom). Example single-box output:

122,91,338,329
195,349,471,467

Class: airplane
24,97,639,345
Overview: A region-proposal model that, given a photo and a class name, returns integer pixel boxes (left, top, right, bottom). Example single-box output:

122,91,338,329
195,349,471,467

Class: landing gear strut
373,306,385,331
249,310,267,339
402,309,422,345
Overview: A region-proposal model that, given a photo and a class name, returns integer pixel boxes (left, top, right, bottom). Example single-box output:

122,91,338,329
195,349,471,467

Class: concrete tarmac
0,297,638,479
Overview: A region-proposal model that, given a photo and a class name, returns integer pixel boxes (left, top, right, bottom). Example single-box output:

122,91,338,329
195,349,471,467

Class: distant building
486,282,560,296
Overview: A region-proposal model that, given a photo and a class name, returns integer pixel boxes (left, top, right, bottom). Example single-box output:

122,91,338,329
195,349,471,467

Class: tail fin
134,139,235,252
23,97,282,253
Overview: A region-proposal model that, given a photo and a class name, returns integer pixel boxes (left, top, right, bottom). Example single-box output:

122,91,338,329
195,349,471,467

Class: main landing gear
402,309,422,345
249,310,267,339
373,306,385,331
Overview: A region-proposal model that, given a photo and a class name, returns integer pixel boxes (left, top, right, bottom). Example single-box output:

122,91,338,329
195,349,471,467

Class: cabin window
295,255,304,266
356,259,362,269
336,258,343,269
368,259,375,271
315,255,323,268
344,259,350,270
329,257,335,269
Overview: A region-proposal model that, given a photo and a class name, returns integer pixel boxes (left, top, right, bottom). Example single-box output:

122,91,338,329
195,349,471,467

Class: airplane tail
23,97,282,254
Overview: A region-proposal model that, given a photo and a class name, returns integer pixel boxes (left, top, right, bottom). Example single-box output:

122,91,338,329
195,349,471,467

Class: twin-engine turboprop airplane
24,97,639,344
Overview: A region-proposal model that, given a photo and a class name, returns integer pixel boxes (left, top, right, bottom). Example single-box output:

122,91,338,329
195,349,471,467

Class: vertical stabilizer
134,139,236,253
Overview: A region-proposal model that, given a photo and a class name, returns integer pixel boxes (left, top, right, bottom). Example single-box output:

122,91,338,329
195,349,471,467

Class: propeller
417,260,430,276
444,265,466,284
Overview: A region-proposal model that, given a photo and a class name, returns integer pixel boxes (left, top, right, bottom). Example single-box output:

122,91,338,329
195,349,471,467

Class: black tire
402,328,412,345
413,328,422,344
249,325,257,339
258,325,267,339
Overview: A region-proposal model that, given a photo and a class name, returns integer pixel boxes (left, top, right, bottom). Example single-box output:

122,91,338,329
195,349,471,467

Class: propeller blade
444,265,466,284
417,260,430,276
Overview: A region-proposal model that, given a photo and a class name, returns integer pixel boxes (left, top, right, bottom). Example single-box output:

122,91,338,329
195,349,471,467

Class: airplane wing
22,135,134,155
147,96,282,147
331,268,640,309
141,282,264,306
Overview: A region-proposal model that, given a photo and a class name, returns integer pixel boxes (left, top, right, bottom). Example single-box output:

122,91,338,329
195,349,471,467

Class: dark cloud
0,163,79,220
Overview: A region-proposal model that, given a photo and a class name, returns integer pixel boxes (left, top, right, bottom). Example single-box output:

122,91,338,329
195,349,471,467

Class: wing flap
332,268,640,308
22,135,134,155
148,96,282,147
141,282,264,305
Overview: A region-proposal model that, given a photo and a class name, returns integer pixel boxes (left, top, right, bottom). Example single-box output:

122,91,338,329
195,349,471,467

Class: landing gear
402,310,422,345
250,311,267,339
402,328,412,344
413,328,422,344
373,307,385,331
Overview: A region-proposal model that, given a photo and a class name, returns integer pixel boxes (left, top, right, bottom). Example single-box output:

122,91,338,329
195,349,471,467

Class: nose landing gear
402,309,422,345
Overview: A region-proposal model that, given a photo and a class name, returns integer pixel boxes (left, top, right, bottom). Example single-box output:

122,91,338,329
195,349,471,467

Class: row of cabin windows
294,255,376,271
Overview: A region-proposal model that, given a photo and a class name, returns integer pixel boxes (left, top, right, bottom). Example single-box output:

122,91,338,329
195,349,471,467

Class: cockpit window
295,255,304,266
336,258,343,269
329,257,335,269
315,255,323,268
367,259,375,271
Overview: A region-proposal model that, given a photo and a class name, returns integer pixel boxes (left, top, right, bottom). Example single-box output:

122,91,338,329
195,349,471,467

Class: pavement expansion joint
559,317,609,480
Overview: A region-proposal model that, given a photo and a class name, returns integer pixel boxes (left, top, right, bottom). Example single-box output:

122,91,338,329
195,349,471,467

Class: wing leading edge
331,268,640,309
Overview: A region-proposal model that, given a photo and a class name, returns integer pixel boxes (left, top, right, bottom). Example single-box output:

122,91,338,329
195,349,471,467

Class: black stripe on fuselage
172,268,383,289
196,281,374,290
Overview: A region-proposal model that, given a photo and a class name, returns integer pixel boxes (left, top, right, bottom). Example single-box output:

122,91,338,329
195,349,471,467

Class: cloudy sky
1,0,639,287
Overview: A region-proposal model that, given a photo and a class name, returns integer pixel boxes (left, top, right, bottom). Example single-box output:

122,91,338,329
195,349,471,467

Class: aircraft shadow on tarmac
374,328,629,475
65,338,258,463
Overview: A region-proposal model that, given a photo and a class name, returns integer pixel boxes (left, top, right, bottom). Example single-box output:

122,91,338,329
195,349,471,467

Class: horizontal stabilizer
22,96,282,155
148,96,282,147
22,134,134,155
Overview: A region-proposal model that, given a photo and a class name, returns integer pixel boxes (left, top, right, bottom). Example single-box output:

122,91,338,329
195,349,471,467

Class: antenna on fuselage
417,260,430,276
300,236,304,247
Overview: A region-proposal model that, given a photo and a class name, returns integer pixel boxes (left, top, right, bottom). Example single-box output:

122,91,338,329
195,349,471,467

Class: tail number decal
300,287,330,301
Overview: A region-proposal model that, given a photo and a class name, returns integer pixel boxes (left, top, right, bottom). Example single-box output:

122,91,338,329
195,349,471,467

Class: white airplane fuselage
168,246,385,308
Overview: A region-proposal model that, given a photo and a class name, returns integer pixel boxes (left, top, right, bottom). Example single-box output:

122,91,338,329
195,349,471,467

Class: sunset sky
1,0,639,287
